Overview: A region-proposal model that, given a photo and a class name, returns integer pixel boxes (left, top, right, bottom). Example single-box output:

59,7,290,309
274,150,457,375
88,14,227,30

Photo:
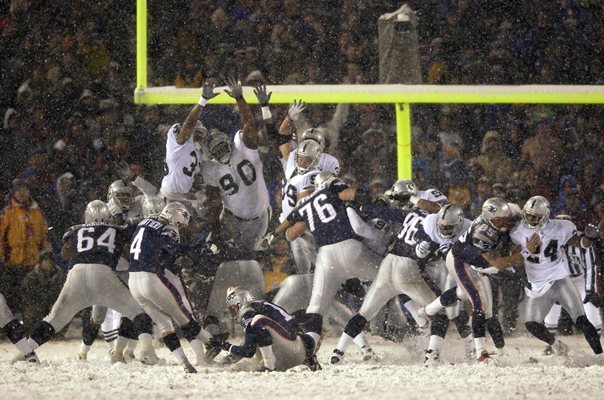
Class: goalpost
134,0,604,180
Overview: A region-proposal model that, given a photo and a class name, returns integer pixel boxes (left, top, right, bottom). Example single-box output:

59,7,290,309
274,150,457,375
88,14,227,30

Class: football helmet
481,197,513,232
300,128,326,151
159,202,191,232
437,204,464,239
314,171,335,190
522,195,550,229
205,129,232,164
107,180,133,211
192,120,208,144
84,200,112,223
295,140,322,174
226,286,254,318
141,195,166,218
388,179,417,203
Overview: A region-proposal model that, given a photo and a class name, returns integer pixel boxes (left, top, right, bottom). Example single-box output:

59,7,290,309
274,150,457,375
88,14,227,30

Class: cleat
330,349,344,364
423,349,440,366
219,353,243,365
200,345,221,365
361,346,376,362
109,349,125,364
25,351,39,363
139,349,159,365
76,352,88,361
543,345,554,356
183,359,197,374
304,353,322,371
477,350,496,364
552,340,568,356
122,349,135,363
256,366,275,372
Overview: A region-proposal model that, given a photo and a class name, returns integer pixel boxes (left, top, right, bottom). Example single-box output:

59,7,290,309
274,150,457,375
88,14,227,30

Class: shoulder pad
62,224,84,242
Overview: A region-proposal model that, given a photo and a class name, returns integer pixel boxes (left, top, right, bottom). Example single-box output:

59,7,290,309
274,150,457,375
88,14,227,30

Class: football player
208,287,321,372
543,215,602,354
507,196,603,359
27,201,157,363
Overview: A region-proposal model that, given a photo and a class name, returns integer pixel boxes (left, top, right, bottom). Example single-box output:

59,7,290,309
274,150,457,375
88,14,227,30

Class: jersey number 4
77,227,116,254
299,193,336,231
527,239,558,263
219,160,256,195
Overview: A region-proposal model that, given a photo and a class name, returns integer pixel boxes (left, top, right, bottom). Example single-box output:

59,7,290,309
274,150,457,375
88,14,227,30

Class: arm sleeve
346,207,377,239
132,176,158,196
228,330,259,358
584,246,597,292
459,243,491,269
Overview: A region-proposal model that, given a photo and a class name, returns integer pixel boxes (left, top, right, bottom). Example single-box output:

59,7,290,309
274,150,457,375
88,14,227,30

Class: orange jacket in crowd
0,198,51,267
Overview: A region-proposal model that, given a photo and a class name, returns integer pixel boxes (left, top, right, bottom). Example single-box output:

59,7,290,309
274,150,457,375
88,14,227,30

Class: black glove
584,224,599,240
209,336,232,352
584,291,602,307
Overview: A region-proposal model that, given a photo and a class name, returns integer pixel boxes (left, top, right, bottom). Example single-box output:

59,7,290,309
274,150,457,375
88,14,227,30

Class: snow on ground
1,332,603,400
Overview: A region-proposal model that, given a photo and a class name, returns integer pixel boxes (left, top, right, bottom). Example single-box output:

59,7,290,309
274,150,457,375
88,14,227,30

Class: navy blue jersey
389,209,429,260
451,216,507,269
63,223,128,269
287,181,357,248
128,218,188,274
229,300,299,358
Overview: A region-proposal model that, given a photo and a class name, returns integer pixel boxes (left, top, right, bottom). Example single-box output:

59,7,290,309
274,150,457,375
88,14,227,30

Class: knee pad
3,319,26,344
182,320,202,342
430,314,449,338
471,310,486,338
344,314,367,338
255,328,272,348
303,313,323,335
163,332,182,352
117,317,138,340
31,321,56,346
133,313,153,336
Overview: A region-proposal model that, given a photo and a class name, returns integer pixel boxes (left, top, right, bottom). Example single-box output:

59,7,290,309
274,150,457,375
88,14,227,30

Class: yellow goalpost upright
134,0,604,180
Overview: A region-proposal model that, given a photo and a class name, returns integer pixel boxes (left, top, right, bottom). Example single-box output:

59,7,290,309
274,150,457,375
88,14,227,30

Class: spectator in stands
470,130,516,185
0,180,51,313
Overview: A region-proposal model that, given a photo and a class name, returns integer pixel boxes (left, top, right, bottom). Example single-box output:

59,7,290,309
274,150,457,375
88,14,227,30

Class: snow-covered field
2,332,603,400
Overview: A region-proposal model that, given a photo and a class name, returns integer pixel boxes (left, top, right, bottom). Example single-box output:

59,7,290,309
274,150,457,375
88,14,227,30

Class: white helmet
205,129,232,164
84,200,111,223
523,196,550,229
300,128,326,151
388,179,417,203
226,286,254,317
296,140,322,174
437,204,465,239
481,197,513,232
159,202,191,232
107,180,133,211
192,120,208,143
314,171,335,190
141,195,166,218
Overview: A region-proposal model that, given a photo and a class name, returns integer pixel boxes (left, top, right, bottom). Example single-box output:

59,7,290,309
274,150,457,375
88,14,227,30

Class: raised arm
277,100,306,160
177,82,218,145
224,77,258,149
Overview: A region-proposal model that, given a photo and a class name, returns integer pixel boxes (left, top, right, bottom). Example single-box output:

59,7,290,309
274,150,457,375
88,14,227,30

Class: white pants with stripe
544,275,602,332
44,264,145,332
445,252,494,319
249,314,307,371
129,270,196,335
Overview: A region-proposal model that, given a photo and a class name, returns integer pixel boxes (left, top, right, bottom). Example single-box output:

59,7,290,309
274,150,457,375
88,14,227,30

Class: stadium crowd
0,0,603,338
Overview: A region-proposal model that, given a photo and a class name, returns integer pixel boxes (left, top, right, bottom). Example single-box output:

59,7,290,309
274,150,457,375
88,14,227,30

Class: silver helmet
300,128,326,151
437,204,464,239
205,129,232,164
84,200,111,223
296,140,322,174
523,195,550,229
481,197,513,232
141,195,166,218
107,180,133,211
226,286,254,317
193,120,208,143
388,179,417,203
314,171,335,190
159,202,191,232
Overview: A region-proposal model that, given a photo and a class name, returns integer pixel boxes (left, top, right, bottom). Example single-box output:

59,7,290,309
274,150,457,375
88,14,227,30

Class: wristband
261,106,272,120
580,236,590,249
284,228,294,242
198,96,209,107
521,249,531,258
409,196,420,206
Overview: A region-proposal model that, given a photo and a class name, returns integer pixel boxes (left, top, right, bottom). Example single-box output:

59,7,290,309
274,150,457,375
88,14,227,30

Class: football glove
253,84,272,107
209,337,232,352
288,99,306,121
584,223,599,239
224,77,243,100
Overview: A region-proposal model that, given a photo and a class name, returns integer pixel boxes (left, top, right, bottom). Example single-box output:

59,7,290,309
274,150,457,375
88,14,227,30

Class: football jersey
451,215,508,269
282,148,340,181
389,209,430,260
128,218,187,274
279,170,320,222
418,188,447,204
160,123,201,195
510,219,577,286
347,208,393,256
287,180,357,248
63,223,129,269
421,213,472,246
201,130,269,219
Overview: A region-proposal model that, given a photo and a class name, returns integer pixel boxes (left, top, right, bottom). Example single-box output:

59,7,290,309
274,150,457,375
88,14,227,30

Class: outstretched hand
201,81,218,100
287,99,306,121
224,77,243,100
253,84,272,107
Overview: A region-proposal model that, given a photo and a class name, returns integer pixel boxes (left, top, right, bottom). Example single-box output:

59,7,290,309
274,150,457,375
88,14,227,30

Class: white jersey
201,131,269,219
160,124,201,195
564,242,597,292
282,149,340,181
510,219,577,288
418,188,447,204
421,213,472,245
279,170,319,222
347,209,392,256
